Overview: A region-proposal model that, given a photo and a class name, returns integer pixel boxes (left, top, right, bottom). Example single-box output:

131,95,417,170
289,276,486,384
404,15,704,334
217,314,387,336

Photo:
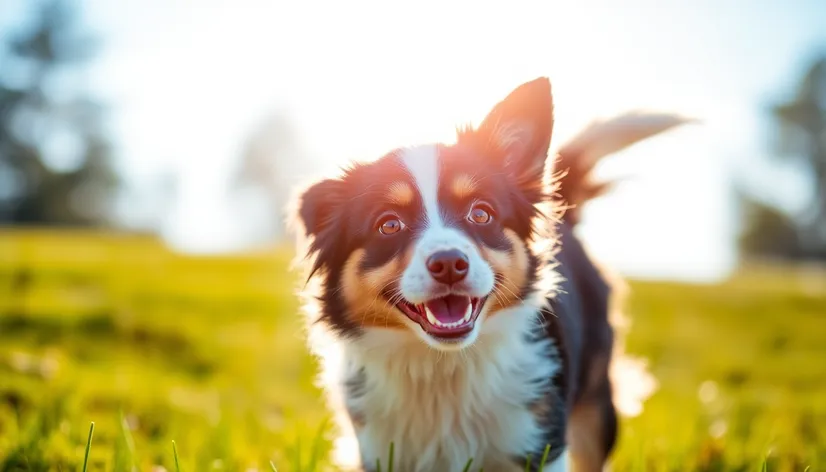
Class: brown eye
377,214,405,235
468,202,493,225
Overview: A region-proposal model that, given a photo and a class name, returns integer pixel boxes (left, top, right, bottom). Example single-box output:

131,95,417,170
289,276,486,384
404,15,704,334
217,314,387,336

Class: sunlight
88,0,730,280
276,1,724,280
287,2,619,171
5,0,826,468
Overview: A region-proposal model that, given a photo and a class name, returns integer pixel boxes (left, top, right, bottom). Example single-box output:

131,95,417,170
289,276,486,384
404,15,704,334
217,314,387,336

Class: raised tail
551,111,697,421
554,111,697,225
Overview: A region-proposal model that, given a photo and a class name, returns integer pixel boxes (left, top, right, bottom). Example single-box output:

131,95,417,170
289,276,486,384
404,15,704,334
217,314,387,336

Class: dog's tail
553,111,697,226
552,111,697,419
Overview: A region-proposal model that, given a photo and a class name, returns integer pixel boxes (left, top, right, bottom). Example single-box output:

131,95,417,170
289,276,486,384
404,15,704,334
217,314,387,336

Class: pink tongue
424,295,471,324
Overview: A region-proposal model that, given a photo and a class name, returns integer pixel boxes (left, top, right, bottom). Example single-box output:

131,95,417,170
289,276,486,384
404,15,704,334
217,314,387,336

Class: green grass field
0,229,824,472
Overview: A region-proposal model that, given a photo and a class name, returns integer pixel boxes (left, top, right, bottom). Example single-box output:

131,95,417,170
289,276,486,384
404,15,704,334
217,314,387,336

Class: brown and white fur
289,78,692,472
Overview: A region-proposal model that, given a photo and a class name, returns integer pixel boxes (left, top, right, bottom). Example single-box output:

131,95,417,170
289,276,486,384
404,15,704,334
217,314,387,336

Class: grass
172,440,180,472
0,228,824,471
83,422,94,472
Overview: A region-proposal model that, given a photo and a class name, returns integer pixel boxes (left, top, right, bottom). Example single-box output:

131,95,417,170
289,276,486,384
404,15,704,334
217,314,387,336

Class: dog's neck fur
308,287,565,472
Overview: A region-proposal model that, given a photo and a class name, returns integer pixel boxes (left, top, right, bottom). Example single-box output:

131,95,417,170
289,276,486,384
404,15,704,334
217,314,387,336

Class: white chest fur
312,304,561,472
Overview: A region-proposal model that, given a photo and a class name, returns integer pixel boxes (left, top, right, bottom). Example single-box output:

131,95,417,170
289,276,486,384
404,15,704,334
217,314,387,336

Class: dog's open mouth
396,295,486,339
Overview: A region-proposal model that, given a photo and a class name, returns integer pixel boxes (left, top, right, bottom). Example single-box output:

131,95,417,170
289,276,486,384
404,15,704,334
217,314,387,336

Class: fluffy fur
289,78,692,472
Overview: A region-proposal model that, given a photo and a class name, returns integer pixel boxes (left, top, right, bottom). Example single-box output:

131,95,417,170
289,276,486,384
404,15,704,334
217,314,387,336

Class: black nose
426,249,470,285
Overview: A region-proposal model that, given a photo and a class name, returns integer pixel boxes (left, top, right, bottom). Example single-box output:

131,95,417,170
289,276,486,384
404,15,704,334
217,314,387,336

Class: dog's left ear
296,178,345,239
289,177,348,278
472,77,554,187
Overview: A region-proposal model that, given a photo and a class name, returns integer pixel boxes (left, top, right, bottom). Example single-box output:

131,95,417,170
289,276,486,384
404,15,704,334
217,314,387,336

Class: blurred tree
232,112,316,242
739,54,826,261
738,190,803,260
0,0,118,226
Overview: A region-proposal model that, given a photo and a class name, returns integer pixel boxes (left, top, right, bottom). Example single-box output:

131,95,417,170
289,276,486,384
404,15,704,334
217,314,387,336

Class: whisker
491,287,509,307
496,280,524,303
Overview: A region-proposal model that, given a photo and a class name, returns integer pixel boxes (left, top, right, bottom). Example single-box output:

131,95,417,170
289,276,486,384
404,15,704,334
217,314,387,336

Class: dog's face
294,78,555,351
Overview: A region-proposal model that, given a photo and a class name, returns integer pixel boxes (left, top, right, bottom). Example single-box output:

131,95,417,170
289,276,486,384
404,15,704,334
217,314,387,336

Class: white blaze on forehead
399,145,442,228
397,144,496,310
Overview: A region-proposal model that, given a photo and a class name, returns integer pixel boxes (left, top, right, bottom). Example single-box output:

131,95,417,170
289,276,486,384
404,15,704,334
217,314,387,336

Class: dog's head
292,78,557,351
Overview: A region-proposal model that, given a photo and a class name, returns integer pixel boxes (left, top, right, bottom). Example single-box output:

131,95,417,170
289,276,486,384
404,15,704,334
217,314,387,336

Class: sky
3,0,826,282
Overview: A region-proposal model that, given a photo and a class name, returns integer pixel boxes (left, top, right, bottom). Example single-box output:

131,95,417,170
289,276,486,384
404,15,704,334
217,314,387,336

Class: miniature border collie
290,78,691,472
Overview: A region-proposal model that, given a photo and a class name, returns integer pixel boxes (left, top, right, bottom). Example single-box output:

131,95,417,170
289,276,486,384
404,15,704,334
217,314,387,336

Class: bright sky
4,0,826,282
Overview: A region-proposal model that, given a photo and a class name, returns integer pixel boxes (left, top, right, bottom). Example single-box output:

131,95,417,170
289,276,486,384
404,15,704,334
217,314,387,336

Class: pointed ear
295,178,345,238
473,77,555,186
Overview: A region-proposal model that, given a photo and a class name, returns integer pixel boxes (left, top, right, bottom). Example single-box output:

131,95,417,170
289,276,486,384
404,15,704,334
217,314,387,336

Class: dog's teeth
425,307,441,326
424,304,474,328
462,303,473,323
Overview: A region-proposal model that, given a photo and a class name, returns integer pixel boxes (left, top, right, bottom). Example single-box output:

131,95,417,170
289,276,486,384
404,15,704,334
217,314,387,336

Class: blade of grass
376,458,382,472
387,442,395,472
523,454,532,472
461,458,473,472
172,440,181,472
538,444,551,469
307,418,329,472
82,422,95,472
269,461,278,472
118,411,137,469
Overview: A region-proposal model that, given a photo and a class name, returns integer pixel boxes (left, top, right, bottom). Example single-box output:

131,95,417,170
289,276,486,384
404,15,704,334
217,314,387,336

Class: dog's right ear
296,178,345,238
461,77,554,201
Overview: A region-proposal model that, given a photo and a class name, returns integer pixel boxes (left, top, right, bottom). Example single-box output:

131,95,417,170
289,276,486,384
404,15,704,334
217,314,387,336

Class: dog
289,77,692,472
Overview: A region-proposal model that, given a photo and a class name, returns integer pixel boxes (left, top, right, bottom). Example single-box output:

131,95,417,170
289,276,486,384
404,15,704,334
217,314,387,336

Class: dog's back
548,112,695,470
549,221,617,470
